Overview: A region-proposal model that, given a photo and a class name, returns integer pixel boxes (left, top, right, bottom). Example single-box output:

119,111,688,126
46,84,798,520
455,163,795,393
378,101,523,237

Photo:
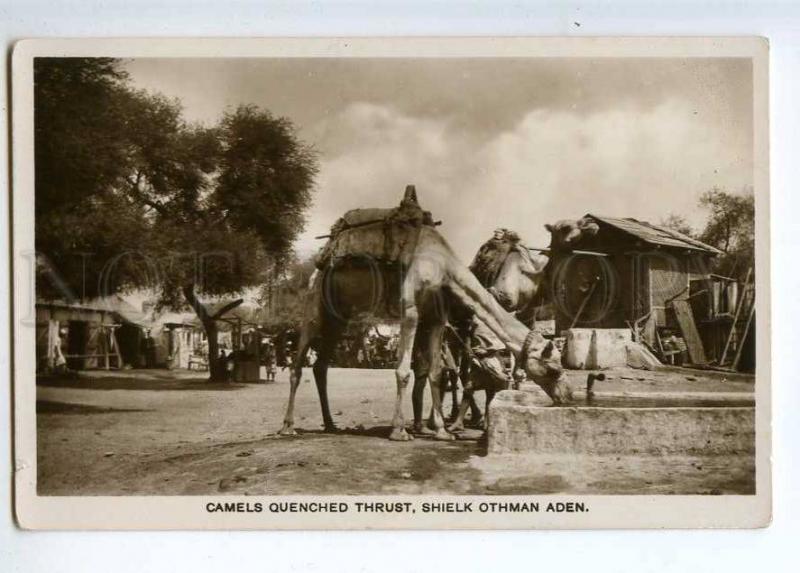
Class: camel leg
426,322,454,441
278,326,314,436
390,304,418,441
314,322,343,433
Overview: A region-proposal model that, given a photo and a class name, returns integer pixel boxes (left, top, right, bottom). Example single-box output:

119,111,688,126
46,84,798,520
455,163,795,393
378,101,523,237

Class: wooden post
569,276,600,330
720,267,752,365
102,326,110,370
732,303,756,371
110,326,122,369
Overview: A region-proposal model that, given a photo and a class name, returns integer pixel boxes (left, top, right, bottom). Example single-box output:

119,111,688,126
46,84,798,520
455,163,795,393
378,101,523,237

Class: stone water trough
487,388,755,456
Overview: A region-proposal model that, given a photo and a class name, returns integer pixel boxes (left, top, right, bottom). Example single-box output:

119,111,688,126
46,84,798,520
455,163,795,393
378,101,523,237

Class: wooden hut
548,214,731,365
35,295,146,372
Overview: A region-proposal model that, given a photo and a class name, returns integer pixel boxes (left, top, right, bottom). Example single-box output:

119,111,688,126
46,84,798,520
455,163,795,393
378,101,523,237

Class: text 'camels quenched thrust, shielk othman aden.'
278,186,572,441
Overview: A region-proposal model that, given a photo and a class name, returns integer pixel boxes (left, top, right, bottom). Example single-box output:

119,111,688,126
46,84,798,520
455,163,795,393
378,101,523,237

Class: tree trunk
205,319,225,382
182,284,244,383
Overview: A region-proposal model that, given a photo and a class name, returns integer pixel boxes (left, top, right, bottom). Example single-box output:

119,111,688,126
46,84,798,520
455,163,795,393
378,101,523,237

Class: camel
441,229,551,433
470,229,549,321
441,220,598,431
278,194,572,442
472,218,600,320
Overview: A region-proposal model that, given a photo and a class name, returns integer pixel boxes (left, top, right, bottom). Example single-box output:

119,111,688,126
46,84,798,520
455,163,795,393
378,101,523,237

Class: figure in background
263,341,277,382
53,327,68,373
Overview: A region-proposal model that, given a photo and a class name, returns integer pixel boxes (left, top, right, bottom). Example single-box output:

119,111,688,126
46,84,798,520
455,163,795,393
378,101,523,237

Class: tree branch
182,283,210,323
126,172,170,216
211,298,244,320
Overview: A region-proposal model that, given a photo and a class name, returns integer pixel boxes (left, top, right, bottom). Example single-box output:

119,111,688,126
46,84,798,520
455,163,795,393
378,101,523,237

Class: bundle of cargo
315,185,437,270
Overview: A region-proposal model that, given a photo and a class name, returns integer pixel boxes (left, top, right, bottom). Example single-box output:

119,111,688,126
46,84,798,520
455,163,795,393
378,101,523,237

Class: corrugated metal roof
587,214,724,255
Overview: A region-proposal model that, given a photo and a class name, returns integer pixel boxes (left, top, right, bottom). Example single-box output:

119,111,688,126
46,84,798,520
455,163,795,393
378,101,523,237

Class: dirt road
36,367,755,495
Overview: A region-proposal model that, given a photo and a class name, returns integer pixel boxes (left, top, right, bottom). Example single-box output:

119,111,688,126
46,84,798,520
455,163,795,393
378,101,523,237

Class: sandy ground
36,366,755,496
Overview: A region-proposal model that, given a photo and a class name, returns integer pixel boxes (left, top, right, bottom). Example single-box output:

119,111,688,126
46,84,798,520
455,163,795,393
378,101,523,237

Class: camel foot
389,427,414,441
323,424,339,434
433,428,455,441
278,424,297,436
467,416,484,429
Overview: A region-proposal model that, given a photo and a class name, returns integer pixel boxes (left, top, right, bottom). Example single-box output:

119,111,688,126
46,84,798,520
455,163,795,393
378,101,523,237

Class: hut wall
648,254,690,329
552,252,631,334
35,304,120,372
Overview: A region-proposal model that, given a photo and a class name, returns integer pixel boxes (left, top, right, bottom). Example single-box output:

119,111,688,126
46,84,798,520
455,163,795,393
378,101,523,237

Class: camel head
545,216,599,251
518,332,573,404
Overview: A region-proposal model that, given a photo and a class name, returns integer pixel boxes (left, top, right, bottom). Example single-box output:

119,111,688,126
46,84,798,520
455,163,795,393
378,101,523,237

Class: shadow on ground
36,400,150,415
37,375,248,392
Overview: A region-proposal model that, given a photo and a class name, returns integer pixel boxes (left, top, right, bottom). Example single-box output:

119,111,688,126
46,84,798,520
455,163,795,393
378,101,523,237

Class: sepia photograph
11,37,770,529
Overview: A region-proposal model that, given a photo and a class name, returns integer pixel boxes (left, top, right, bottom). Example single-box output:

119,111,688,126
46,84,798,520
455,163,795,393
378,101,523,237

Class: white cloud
297,100,752,263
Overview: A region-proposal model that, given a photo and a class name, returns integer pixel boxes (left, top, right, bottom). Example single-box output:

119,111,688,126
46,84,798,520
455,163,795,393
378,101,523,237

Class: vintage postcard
11,37,770,529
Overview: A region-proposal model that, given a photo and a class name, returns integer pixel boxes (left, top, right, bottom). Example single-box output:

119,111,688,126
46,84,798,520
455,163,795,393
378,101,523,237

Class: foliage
697,187,755,278
216,106,317,267
35,57,317,303
34,58,147,299
661,187,754,279
34,58,319,379
260,255,317,332
659,214,695,238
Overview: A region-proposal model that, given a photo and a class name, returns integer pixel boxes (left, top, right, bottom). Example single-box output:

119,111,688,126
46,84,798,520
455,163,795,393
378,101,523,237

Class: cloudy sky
124,57,753,262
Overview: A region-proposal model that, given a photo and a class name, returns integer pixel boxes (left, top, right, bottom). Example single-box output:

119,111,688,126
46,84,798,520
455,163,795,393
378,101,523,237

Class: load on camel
278,185,572,441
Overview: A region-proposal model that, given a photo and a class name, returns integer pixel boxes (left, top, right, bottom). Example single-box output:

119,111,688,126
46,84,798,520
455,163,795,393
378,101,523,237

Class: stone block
487,389,755,456
563,328,593,369
562,328,632,370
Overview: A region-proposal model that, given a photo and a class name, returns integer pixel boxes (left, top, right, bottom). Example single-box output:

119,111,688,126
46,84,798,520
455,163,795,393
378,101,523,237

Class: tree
164,106,317,380
659,214,695,237
34,58,151,301
34,58,318,381
660,188,754,279
260,255,317,332
697,187,755,278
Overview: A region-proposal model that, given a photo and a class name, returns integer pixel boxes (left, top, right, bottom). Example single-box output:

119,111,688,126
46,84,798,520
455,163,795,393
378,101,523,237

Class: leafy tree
697,187,755,278
260,255,317,332
661,188,754,279
34,58,318,381
34,58,150,300
659,214,695,237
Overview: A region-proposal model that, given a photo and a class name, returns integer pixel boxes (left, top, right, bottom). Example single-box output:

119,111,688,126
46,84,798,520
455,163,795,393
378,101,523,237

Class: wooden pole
720,267,752,365
569,277,600,330
110,326,122,369
527,247,609,257
102,326,110,370
732,303,756,371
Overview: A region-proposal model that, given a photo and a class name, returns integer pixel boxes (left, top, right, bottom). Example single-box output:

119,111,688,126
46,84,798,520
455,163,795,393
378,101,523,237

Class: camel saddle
315,185,436,270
